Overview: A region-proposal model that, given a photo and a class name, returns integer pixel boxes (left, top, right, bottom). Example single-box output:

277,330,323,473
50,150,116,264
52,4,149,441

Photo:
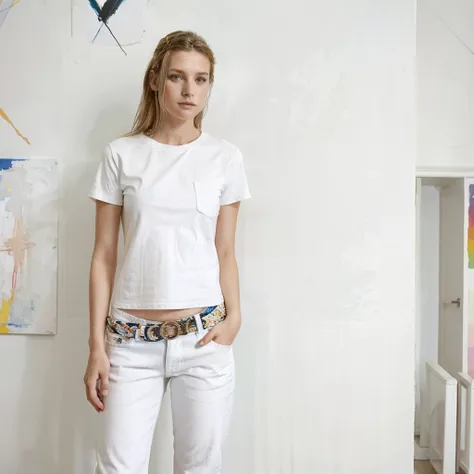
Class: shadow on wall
14,335,60,473
59,104,134,319
87,103,136,155
13,321,99,473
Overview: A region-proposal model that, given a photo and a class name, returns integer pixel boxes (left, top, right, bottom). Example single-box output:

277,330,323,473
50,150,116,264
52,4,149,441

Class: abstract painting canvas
0,159,58,334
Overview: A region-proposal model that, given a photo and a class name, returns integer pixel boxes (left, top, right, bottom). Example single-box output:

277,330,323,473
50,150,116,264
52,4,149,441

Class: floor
414,461,436,474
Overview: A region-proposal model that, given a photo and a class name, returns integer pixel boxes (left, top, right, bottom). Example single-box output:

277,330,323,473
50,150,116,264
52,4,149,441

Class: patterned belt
106,303,226,342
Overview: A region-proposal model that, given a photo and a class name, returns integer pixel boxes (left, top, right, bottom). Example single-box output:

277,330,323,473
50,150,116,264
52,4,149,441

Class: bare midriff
117,307,207,322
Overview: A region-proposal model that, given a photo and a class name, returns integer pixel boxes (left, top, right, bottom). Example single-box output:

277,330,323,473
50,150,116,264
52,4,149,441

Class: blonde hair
127,31,215,136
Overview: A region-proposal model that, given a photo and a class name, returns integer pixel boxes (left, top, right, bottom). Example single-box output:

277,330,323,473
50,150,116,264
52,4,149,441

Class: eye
168,74,182,81
196,77,208,84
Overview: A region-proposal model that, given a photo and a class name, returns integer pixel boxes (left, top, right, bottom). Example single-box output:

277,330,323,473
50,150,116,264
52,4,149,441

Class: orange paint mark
0,107,30,145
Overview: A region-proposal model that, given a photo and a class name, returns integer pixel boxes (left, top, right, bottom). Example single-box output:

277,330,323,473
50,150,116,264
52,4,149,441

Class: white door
439,178,467,377
417,181,442,449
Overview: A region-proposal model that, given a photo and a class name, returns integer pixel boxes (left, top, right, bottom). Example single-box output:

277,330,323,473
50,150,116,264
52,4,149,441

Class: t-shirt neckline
142,131,206,150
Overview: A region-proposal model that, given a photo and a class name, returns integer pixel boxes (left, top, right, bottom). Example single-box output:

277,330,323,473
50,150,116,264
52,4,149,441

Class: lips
179,102,196,106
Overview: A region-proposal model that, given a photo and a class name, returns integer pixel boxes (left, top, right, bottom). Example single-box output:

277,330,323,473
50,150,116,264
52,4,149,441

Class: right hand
84,348,110,412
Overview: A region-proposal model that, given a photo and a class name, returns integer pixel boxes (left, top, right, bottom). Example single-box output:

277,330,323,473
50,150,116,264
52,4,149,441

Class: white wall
417,0,474,168
415,185,440,433
0,1,416,473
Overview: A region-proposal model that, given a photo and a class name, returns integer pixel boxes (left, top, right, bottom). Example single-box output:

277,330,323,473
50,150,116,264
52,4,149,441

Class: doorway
414,172,472,473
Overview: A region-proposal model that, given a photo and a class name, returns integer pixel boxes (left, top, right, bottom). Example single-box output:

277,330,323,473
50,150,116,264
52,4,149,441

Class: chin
171,109,201,122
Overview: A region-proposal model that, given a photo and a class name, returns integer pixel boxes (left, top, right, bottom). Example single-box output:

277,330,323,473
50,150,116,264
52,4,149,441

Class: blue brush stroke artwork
87,0,128,54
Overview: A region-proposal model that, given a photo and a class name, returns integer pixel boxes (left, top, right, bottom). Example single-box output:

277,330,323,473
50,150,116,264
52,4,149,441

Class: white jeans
96,308,235,474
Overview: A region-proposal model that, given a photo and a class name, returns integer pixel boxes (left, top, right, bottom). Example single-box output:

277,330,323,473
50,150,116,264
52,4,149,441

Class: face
153,50,211,125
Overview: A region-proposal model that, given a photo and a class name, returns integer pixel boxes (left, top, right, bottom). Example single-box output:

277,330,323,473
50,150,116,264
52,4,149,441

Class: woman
84,30,251,474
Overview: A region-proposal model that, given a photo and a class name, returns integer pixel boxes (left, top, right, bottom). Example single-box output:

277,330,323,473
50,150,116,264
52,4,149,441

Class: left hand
199,317,241,347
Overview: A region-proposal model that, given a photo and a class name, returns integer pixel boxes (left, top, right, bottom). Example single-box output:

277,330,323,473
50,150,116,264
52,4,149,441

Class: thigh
170,339,235,474
96,334,168,474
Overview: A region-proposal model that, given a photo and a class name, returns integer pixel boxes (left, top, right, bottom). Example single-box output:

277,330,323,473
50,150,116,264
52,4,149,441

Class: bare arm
215,202,242,322
84,200,121,412
89,200,122,351
200,202,242,345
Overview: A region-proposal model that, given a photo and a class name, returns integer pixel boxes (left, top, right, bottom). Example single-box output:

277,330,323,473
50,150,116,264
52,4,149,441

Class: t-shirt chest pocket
193,180,222,218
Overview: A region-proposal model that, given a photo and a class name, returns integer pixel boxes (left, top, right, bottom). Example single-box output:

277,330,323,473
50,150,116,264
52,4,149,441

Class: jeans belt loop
194,313,205,334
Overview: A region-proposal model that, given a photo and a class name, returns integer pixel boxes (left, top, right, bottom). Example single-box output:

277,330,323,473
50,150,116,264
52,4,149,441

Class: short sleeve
88,144,123,206
220,149,251,206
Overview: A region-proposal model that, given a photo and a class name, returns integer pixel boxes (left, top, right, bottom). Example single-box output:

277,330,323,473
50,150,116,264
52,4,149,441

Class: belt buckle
159,321,180,340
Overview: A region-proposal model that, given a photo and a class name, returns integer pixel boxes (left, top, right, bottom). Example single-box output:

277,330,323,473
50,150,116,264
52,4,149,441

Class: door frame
415,167,474,448
417,166,474,178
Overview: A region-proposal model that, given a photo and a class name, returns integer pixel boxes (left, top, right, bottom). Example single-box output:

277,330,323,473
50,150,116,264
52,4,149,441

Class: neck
151,120,201,146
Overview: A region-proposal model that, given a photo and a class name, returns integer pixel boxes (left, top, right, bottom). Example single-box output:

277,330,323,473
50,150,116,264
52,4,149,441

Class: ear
149,69,158,92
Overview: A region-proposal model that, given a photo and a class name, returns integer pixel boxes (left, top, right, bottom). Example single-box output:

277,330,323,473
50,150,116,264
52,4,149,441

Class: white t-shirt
89,132,251,309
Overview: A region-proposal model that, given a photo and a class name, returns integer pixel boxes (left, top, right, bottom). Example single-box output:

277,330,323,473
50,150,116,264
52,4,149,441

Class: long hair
127,31,215,136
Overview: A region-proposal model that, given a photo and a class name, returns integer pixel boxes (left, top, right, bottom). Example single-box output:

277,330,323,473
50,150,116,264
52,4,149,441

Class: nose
182,79,195,98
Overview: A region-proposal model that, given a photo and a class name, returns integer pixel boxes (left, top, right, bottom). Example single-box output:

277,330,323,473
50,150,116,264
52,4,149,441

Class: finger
199,330,216,346
87,381,104,412
101,372,109,398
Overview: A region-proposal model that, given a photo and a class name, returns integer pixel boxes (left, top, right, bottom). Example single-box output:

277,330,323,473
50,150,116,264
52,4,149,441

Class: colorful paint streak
470,184,474,268
0,219,37,297
0,108,30,145
0,159,58,334
467,180,474,376
0,295,12,334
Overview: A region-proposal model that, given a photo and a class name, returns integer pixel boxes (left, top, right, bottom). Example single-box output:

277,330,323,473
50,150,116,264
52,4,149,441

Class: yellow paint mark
0,1,21,8
0,295,13,334
0,107,30,145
